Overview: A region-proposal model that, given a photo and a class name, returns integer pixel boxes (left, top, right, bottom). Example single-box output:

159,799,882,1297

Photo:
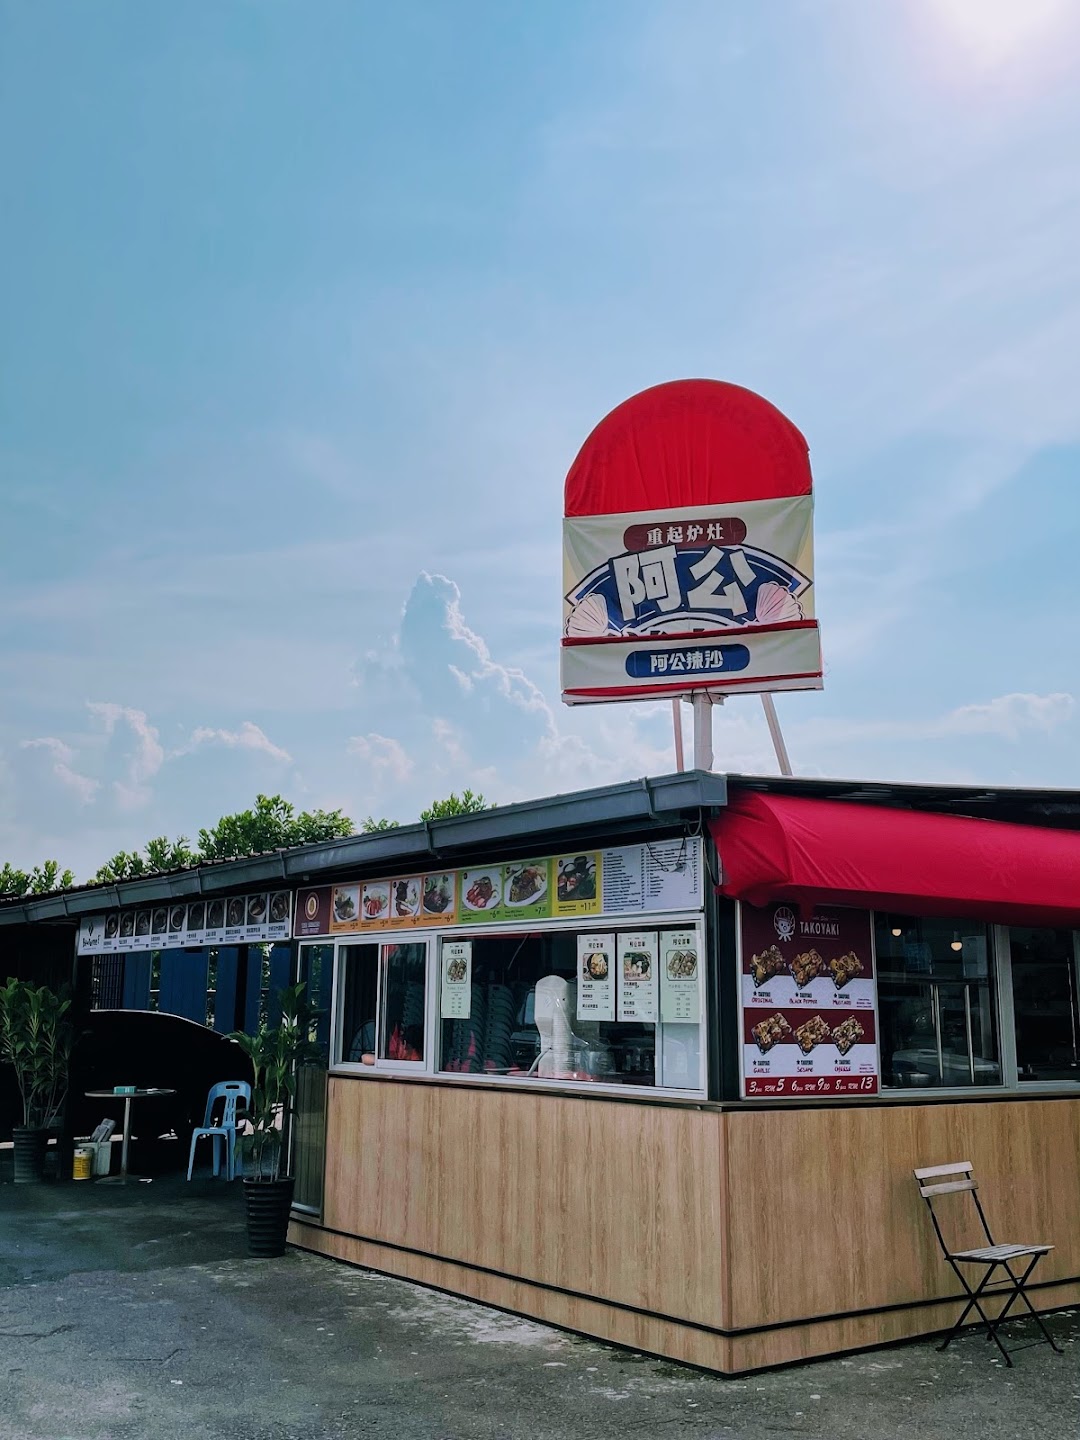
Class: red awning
710,790,1080,928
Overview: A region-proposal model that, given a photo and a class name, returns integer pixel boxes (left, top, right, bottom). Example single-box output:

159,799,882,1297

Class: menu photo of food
666,947,698,981
205,899,226,932
392,877,421,920
169,905,186,934
361,881,390,923
120,911,135,939
504,860,548,909
269,891,291,925
187,902,206,934
245,893,267,927
226,897,246,929
422,873,454,918
135,910,152,937
556,854,598,906
623,948,652,980
105,912,120,941
461,868,502,914
151,907,168,936
582,948,610,981
332,885,360,927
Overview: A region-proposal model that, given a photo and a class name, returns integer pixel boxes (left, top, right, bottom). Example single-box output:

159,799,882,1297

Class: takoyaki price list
739,903,879,1097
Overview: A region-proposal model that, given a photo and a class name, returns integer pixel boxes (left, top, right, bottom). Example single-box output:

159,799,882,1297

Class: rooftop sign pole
561,379,822,772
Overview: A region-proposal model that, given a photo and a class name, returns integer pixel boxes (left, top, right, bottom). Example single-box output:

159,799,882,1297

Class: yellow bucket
73,1146,93,1181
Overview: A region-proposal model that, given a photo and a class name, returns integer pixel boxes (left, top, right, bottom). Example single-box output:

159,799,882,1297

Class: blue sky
2,0,1079,879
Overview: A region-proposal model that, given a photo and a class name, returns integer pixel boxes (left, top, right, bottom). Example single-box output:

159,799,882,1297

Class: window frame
328,911,708,1099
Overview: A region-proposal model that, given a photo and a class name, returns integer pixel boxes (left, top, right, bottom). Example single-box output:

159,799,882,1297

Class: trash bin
74,1138,113,1177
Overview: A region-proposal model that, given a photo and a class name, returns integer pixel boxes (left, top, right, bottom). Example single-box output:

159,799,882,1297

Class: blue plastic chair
186,1080,251,1181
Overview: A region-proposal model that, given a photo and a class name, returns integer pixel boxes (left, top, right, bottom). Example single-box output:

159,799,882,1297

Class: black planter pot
242,1176,296,1257
12,1126,49,1184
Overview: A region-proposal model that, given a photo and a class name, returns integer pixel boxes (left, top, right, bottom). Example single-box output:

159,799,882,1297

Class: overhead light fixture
951,933,963,952
891,927,903,938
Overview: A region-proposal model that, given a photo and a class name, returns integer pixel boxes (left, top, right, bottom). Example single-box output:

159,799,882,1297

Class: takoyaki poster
617,931,659,1022
577,932,615,1021
739,903,879,1097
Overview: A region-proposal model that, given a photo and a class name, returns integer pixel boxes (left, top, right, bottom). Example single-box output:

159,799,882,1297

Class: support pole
760,693,793,776
671,698,685,772
692,691,714,771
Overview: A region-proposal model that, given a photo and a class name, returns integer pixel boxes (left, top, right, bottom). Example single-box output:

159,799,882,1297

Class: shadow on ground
2,1162,1078,1440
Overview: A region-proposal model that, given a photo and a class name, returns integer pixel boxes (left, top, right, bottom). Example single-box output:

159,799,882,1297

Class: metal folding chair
913,1160,1062,1366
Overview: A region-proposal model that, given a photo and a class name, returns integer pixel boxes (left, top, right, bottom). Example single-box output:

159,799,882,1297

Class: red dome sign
560,379,823,704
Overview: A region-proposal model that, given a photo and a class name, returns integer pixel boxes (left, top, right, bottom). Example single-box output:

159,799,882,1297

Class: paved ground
1,1154,1078,1440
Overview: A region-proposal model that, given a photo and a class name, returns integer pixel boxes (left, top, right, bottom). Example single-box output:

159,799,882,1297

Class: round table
83,1089,178,1182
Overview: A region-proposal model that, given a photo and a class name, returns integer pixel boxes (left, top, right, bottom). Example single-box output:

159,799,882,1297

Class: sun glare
925,0,1070,68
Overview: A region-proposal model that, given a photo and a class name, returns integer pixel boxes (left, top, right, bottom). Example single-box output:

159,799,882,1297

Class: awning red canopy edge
710,790,1080,928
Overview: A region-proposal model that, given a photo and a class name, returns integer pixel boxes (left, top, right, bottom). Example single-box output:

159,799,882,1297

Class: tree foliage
0,860,76,897
0,978,73,1128
419,790,490,821
360,816,399,832
197,794,354,861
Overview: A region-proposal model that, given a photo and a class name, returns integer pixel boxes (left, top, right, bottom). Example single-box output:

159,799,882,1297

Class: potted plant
230,982,321,1257
0,978,73,1184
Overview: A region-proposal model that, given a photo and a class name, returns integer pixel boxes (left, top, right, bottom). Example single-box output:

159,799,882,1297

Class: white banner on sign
660,929,702,1023
577,933,615,1021
441,941,473,1019
561,623,822,703
617,932,659,1022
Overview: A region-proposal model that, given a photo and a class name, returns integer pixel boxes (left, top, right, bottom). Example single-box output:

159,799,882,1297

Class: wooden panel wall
322,1077,727,1329
294,1079,1080,1373
723,1098,1080,1336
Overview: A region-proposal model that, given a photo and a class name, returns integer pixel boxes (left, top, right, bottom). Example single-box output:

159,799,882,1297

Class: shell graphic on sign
560,379,823,704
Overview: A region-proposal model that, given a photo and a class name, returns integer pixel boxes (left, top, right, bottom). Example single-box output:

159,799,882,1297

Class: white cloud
942,691,1075,739
86,701,164,808
346,732,413,783
793,690,1075,749
19,737,99,804
182,721,292,764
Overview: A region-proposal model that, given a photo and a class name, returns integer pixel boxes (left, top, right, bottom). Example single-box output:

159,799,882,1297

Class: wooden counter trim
329,1066,1080,1111
288,1215,1080,1341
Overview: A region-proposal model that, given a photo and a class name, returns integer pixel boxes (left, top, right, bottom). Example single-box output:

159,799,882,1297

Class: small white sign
660,929,701,1023
441,941,472,1019
617,931,659,1023
577,933,615,1021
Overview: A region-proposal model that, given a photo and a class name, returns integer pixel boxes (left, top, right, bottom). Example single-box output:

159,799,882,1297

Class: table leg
120,1096,132,1180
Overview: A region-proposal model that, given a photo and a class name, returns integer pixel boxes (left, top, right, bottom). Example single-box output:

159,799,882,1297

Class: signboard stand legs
692,692,716,771
761,694,793,777
672,700,685,772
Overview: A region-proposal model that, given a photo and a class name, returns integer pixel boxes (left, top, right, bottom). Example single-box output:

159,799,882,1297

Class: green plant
230,983,322,1182
0,979,73,1129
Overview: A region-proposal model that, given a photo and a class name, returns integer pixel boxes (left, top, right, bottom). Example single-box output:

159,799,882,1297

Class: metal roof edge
0,771,727,928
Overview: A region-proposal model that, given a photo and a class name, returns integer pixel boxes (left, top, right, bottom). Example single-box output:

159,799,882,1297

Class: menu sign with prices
440,941,473,1019
313,838,702,939
739,903,879,1097
617,931,659,1023
659,929,701,1023
77,891,294,954
577,933,615,1022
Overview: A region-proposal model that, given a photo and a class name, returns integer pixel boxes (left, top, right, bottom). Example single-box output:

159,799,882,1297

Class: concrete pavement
1,1164,1077,1440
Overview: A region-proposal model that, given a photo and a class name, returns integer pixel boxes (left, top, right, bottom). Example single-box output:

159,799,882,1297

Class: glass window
1011,928,1080,1082
336,944,379,1064
378,944,427,1063
876,916,1000,1089
438,930,702,1090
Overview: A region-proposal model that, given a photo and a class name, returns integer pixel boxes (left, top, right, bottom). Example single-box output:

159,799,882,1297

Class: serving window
335,941,429,1068
437,927,703,1091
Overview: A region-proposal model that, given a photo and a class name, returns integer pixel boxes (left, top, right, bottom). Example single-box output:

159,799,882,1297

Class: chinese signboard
738,902,879,1097
560,380,823,704
77,891,292,955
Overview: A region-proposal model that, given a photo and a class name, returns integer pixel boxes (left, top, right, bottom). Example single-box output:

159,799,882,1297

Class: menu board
659,928,702,1023
317,838,702,940
77,838,703,953
77,891,293,953
617,931,659,1022
577,933,615,1021
440,941,473,1019
739,903,878,1097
